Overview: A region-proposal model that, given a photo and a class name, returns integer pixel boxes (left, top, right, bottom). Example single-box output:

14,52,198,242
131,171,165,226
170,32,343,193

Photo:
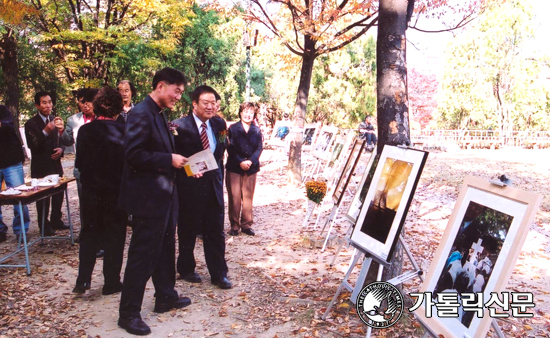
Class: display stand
323,236,423,320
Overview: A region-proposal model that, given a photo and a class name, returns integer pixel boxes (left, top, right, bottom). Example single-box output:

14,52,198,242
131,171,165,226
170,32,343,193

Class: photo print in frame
414,176,542,338
269,120,293,147
332,139,366,205
345,147,379,223
350,145,428,263
302,123,320,151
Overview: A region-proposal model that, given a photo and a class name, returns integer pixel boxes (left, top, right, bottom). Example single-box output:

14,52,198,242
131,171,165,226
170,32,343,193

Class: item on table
0,188,22,196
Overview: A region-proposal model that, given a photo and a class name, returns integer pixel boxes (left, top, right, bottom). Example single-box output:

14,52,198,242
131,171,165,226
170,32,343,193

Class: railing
411,130,550,149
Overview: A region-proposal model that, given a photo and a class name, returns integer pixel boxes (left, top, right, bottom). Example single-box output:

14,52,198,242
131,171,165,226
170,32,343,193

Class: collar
192,112,212,131
38,112,50,123
146,95,164,114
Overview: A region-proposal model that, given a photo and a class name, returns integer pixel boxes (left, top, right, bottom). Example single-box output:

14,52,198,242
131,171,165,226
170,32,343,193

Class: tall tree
250,0,495,182
408,68,438,129
0,0,38,128
438,0,548,131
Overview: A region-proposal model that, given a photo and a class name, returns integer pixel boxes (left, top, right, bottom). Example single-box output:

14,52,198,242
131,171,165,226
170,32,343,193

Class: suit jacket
172,114,227,206
75,120,125,205
24,114,64,178
118,95,177,218
226,121,263,175
0,105,25,169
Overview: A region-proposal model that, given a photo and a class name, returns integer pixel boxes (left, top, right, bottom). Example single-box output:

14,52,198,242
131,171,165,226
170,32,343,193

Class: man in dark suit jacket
117,68,191,336
173,85,231,290
24,92,65,236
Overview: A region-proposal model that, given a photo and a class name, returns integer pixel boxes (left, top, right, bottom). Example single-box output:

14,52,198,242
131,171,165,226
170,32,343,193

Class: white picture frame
350,145,428,263
414,176,542,338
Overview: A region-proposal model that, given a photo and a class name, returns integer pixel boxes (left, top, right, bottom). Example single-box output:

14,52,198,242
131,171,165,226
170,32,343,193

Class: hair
34,91,52,105
152,67,187,90
93,87,123,118
76,88,89,100
82,88,99,103
214,91,221,101
117,79,137,98
238,102,259,120
190,85,219,103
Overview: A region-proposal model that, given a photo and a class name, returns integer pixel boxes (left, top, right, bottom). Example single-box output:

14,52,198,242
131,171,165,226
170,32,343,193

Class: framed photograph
414,176,542,338
302,123,320,151
313,125,338,156
350,145,428,263
345,147,379,223
332,139,366,205
269,120,293,147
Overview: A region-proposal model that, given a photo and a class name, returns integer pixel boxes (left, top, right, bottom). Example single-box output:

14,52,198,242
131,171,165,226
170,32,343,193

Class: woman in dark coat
73,87,127,295
226,102,263,236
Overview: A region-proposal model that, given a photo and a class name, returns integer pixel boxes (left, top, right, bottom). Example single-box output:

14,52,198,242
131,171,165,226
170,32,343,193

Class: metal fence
411,130,550,149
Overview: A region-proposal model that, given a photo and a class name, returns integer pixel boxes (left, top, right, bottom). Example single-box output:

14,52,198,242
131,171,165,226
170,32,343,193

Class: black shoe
50,220,70,230
154,296,192,313
211,276,232,289
41,227,56,237
242,228,255,236
96,249,105,258
72,282,91,294
102,282,123,295
118,316,151,336
0,233,6,243
228,230,239,236
179,271,202,283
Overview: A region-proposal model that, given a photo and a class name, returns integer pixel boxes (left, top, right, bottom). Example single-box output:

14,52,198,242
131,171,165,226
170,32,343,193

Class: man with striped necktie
172,85,231,290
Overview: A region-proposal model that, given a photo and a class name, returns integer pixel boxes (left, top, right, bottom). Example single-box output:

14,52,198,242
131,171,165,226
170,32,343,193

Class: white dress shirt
192,113,216,152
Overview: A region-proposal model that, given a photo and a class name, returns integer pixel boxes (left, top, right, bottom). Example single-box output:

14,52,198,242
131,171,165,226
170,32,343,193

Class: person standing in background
117,80,137,122
24,92,65,236
0,105,31,243
226,102,263,237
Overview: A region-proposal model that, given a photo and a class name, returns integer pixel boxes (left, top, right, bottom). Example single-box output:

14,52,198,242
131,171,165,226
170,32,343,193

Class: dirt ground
0,148,549,338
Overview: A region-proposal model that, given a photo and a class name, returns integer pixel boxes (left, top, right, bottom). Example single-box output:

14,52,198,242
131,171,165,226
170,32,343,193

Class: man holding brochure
173,85,231,289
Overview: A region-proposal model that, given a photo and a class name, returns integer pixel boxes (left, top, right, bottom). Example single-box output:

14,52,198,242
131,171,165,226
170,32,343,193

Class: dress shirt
39,113,51,136
192,113,216,152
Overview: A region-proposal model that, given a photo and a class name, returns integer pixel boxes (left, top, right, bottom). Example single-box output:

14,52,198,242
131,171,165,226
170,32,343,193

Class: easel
323,236,423,316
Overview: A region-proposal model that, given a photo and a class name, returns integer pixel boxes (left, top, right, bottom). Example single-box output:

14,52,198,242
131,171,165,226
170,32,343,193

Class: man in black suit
117,68,191,336
24,92,65,236
173,85,231,290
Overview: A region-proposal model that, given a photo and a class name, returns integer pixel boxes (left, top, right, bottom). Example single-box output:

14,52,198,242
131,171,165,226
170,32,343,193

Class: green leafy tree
438,0,549,131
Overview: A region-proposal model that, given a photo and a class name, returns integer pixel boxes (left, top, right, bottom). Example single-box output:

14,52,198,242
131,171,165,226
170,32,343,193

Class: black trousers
119,191,179,319
177,183,228,280
76,193,127,287
36,191,64,228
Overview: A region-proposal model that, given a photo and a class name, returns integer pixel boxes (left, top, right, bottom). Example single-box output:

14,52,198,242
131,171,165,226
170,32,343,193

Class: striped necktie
200,122,210,150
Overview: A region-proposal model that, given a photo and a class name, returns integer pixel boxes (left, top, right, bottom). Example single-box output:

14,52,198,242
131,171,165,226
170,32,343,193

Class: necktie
200,122,210,150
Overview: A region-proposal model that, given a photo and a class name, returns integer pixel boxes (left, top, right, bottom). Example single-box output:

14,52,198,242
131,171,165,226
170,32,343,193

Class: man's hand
240,160,252,171
51,148,63,160
193,173,204,178
44,120,56,134
54,117,64,132
171,154,188,169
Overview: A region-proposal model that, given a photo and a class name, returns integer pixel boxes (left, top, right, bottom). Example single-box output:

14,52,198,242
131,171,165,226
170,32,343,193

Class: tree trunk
376,0,411,154
0,27,21,131
287,35,317,184
365,0,412,285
